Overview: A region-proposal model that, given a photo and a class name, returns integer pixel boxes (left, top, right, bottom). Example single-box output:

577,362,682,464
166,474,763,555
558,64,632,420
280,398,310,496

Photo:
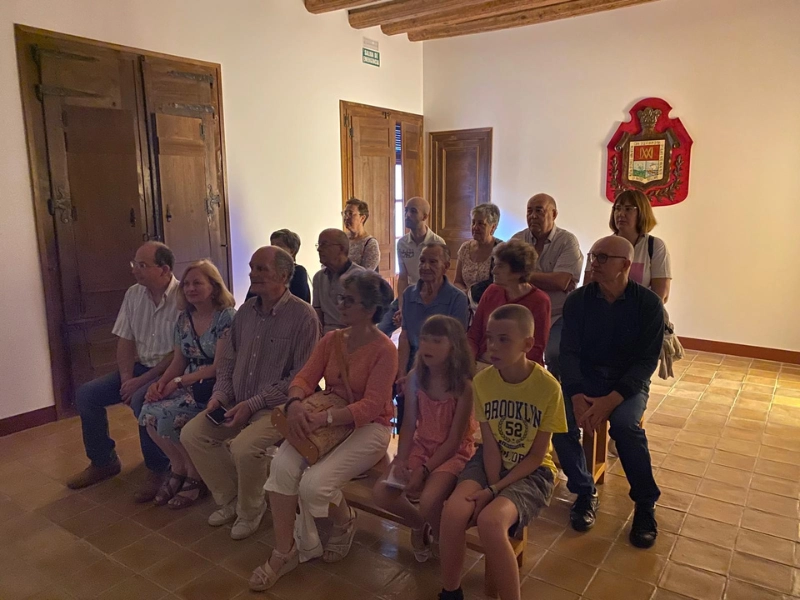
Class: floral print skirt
139,390,204,443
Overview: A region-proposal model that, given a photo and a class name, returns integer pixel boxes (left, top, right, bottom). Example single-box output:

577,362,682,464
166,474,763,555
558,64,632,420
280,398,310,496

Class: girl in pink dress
373,315,477,562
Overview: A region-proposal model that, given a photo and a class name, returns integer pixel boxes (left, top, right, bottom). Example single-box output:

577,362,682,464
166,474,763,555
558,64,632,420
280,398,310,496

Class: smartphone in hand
206,406,228,426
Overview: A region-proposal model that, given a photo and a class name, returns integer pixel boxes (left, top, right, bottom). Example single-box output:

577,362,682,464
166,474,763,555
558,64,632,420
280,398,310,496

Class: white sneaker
231,501,267,540
208,500,237,527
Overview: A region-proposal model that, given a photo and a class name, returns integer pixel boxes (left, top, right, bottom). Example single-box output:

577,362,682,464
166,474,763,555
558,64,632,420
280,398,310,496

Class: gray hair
343,271,394,324
471,203,500,227
273,247,296,286
270,229,301,258
421,241,451,263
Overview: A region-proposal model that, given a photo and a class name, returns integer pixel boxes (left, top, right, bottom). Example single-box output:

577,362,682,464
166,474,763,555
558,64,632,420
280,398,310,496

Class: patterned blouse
174,307,236,373
348,236,380,271
457,238,501,291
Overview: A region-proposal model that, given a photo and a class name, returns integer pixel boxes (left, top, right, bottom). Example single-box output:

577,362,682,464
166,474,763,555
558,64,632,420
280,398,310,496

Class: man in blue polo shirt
396,242,468,423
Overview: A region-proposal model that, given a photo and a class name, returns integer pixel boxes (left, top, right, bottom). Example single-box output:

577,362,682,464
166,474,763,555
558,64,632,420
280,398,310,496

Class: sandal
153,471,185,506
411,523,432,563
249,545,299,591
323,507,357,563
167,476,208,510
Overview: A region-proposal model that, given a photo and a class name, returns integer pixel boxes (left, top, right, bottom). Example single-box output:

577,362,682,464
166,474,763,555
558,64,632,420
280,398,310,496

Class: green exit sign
362,48,380,67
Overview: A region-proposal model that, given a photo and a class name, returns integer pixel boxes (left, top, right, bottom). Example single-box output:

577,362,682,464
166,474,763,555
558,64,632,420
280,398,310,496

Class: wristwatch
173,377,183,389
326,409,334,426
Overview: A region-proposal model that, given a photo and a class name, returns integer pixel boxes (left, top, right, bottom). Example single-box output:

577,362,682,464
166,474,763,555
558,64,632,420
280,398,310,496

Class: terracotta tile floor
2,350,800,599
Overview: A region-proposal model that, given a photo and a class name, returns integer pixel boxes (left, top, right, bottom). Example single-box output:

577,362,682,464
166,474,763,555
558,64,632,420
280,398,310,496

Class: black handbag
185,312,216,406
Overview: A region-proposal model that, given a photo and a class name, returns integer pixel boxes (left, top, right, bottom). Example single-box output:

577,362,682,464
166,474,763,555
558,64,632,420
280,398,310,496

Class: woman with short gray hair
454,203,502,301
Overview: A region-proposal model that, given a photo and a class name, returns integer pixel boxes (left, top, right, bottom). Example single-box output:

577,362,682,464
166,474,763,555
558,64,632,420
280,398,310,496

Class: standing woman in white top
343,198,381,272
603,189,672,303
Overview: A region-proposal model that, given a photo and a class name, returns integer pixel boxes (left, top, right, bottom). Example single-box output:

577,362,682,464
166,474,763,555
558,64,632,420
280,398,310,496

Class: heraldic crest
606,97,693,206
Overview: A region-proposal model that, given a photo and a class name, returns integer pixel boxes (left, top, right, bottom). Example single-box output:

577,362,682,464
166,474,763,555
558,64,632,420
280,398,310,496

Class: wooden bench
581,418,644,485
342,455,527,599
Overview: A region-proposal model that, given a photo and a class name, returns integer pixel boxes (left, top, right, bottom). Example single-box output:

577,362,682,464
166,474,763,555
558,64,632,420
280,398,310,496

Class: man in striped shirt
67,242,179,502
182,246,320,540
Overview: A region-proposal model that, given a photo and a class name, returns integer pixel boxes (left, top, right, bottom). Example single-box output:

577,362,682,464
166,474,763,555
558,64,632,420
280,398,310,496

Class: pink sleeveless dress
408,388,477,476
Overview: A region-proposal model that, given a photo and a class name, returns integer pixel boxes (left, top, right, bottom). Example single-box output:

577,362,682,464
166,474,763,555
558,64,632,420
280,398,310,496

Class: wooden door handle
129,208,136,227
166,205,172,222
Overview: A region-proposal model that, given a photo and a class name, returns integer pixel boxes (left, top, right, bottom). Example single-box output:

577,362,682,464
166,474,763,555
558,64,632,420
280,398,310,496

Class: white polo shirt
397,228,446,285
112,277,180,367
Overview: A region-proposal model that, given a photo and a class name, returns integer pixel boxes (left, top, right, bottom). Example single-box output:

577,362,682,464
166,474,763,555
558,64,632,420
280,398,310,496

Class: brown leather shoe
66,458,122,490
134,470,167,504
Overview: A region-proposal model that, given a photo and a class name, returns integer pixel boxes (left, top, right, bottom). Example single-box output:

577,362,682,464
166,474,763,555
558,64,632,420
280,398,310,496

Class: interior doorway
339,101,423,287
15,26,231,417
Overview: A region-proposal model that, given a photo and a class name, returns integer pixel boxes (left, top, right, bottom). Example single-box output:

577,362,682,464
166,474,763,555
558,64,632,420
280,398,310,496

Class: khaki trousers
181,408,282,520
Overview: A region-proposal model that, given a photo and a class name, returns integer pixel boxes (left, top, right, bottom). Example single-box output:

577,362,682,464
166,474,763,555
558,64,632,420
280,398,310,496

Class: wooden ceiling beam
304,0,382,14
381,0,566,35
407,0,658,41
349,0,489,29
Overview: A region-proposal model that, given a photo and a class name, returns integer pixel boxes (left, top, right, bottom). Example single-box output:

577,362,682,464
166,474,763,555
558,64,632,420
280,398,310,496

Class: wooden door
31,40,151,394
429,128,493,277
143,57,230,284
340,101,423,282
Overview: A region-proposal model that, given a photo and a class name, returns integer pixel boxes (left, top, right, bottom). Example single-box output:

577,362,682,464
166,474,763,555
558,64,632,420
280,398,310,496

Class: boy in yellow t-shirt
438,305,567,600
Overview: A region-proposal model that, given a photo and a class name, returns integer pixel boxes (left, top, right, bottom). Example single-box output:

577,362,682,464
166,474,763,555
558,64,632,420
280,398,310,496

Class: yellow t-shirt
473,363,567,476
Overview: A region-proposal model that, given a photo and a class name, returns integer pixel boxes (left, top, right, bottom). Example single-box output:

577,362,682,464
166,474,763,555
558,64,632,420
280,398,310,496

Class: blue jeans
551,385,661,506
378,298,399,337
545,317,563,381
75,363,169,472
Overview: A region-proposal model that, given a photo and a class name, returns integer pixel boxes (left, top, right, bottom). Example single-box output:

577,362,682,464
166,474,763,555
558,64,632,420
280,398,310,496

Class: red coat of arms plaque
606,98,693,205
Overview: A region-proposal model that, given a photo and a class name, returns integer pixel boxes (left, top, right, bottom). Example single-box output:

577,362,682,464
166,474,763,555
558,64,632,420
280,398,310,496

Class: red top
467,283,551,366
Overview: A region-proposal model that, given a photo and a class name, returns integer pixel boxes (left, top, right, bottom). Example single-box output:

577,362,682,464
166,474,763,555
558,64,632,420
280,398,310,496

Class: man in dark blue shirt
553,235,664,549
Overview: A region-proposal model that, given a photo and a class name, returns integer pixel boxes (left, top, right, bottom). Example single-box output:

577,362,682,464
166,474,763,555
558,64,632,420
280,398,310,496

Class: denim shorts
458,445,555,538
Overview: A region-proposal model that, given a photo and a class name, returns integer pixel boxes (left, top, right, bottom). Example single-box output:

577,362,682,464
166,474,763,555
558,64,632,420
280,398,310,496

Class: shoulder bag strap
334,330,356,404
648,235,655,261
186,311,214,362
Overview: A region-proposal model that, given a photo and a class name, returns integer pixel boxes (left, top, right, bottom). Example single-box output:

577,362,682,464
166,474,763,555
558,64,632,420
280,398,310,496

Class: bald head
593,235,634,261
587,235,634,286
404,196,432,233
317,228,350,270
526,193,558,238
319,228,350,250
249,245,295,300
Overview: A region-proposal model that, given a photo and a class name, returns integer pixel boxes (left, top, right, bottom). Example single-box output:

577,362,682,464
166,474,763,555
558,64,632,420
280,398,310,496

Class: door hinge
47,189,74,224
199,122,205,140
349,126,353,138
205,186,221,217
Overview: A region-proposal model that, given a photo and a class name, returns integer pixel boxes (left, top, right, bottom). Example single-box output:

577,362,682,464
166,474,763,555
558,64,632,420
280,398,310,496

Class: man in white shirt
379,196,445,336
67,242,180,502
511,193,584,380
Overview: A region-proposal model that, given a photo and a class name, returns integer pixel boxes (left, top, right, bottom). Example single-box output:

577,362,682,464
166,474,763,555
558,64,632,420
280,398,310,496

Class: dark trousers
551,385,661,506
75,363,169,472
378,298,400,337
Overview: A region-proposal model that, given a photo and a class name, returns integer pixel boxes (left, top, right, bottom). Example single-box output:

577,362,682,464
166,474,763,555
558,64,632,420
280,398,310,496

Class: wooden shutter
430,128,492,277
142,57,230,285
401,119,424,200
350,114,396,275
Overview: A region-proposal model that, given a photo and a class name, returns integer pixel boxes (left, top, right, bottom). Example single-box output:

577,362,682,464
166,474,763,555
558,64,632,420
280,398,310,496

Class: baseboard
0,405,58,437
680,337,800,366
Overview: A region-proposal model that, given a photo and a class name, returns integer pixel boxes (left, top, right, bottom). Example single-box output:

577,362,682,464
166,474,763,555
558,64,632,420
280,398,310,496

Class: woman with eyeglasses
342,198,381,272
592,190,672,303
250,271,396,591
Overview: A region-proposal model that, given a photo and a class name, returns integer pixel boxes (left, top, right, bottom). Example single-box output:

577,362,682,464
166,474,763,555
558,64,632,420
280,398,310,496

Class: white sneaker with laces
231,501,267,540
208,500,237,527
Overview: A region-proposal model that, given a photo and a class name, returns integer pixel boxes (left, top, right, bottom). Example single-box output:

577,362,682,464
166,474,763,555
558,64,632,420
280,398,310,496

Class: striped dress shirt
112,277,180,367
212,290,320,413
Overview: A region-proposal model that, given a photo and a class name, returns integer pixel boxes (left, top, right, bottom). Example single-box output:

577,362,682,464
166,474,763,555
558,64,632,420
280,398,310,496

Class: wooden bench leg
583,421,609,484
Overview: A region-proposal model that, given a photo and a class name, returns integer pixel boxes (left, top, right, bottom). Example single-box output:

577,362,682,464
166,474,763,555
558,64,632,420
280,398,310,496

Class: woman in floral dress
140,259,236,509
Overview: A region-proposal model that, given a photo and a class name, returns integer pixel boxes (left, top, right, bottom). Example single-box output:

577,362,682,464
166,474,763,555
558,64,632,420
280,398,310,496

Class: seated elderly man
181,246,320,540
312,228,366,334
552,236,664,549
67,242,178,502
396,242,469,423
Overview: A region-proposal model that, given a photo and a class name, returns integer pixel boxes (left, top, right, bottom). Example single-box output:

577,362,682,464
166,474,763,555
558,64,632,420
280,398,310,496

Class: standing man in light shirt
181,246,319,540
379,196,445,336
312,228,366,334
511,193,583,380
67,242,178,502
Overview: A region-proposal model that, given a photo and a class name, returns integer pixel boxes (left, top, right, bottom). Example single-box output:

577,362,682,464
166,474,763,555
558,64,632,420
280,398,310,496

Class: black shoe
438,588,464,600
630,504,658,548
570,493,599,532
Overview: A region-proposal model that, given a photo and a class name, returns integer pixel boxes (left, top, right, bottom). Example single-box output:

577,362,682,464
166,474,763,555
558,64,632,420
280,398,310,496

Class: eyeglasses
613,205,638,213
130,261,156,270
587,252,628,265
341,211,361,219
336,294,358,308
316,241,342,250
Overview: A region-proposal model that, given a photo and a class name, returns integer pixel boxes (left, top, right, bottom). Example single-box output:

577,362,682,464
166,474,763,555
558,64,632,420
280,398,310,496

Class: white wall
0,0,422,419
423,0,800,352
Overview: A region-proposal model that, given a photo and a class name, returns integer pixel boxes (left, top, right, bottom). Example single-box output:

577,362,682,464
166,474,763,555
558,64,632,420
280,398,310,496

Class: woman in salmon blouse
250,271,397,591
